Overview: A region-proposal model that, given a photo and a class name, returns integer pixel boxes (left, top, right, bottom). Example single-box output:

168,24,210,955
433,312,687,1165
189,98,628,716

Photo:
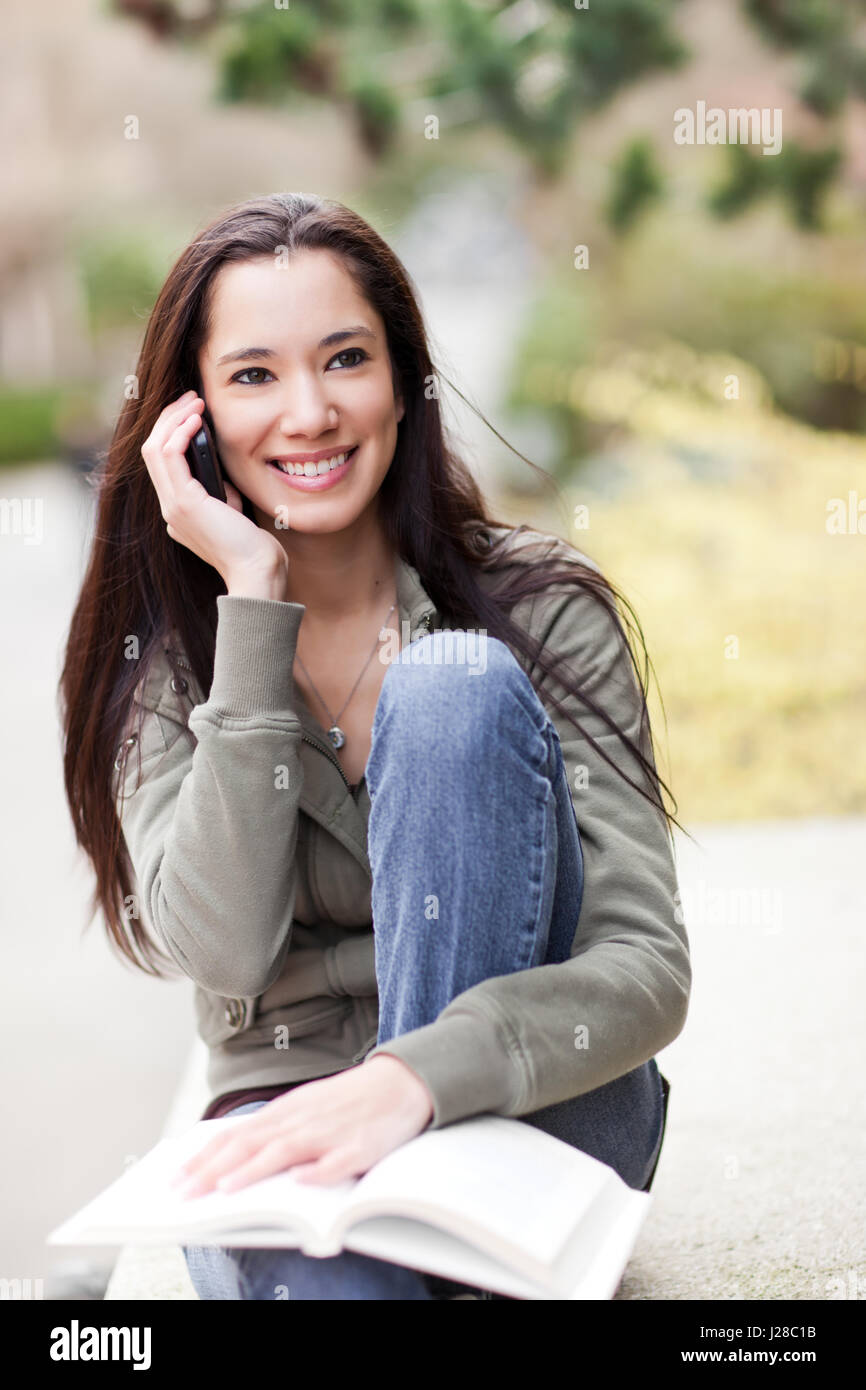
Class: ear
395,393,405,424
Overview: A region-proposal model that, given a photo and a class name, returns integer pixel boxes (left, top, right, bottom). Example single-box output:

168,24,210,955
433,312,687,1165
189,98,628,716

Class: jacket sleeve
114,594,307,998
362,581,692,1129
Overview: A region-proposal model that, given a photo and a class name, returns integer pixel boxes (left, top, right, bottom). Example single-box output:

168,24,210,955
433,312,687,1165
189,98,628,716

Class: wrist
225,561,289,601
365,1054,434,1129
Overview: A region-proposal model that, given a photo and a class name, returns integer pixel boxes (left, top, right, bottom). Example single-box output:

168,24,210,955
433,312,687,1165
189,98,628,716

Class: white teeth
271,450,353,476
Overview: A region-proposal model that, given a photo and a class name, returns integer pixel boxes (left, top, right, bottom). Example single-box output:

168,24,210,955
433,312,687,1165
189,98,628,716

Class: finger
291,1149,362,1186
177,1122,298,1195
153,391,200,440
141,396,202,509
169,1119,259,1186
170,1141,232,1188
143,393,201,466
213,1135,314,1193
160,410,207,494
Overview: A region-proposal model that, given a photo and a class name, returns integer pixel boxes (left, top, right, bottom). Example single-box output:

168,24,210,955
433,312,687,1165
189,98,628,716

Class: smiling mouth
267,446,358,477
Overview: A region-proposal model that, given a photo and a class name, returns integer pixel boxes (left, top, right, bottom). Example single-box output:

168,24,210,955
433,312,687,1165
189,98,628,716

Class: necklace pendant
328,726,346,750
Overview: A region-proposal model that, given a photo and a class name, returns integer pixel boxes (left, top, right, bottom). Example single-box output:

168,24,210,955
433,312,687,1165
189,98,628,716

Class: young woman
60,191,692,1301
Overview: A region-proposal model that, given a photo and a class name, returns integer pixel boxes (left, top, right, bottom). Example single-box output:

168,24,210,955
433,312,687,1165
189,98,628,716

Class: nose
274,372,338,440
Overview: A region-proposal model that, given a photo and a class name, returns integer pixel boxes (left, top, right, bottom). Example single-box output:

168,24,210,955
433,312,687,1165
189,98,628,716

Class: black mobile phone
185,399,227,503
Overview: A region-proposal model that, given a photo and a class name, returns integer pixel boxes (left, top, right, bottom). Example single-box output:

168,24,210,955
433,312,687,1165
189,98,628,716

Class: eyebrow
215,325,377,367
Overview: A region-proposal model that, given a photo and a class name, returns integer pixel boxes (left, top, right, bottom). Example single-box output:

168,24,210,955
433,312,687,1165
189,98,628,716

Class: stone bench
104,1037,209,1300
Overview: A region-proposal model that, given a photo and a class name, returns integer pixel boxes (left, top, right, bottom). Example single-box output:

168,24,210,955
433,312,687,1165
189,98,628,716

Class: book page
345,1217,554,1300
346,1115,613,1268
48,1119,356,1247
550,1184,652,1299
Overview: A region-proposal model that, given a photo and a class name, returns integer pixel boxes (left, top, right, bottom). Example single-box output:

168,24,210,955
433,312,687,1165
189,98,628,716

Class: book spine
300,1236,344,1258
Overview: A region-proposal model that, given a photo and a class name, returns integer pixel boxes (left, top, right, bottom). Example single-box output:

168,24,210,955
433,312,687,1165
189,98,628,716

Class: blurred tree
605,136,665,233
774,140,843,228
709,137,842,229
743,0,866,116
78,238,164,334
110,0,860,227
111,0,690,176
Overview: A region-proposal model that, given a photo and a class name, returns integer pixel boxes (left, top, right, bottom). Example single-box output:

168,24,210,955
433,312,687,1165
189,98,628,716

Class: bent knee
383,629,522,696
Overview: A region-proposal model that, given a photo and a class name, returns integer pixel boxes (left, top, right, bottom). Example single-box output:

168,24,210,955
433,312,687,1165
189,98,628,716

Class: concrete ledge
104,1037,210,1300
104,1243,199,1300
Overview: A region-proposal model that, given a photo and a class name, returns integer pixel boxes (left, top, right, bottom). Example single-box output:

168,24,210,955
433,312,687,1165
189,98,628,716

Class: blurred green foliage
710,139,842,229
113,0,689,176
112,0,863,222
0,388,63,466
219,6,323,105
346,75,402,159
743,0,866,116
78,237,162,334
606,137,665,233
508,212,866,446
0,384,110,468
498,396,866,821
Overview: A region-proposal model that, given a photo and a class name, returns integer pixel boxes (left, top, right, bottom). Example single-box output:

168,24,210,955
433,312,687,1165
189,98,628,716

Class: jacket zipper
301,728,351,789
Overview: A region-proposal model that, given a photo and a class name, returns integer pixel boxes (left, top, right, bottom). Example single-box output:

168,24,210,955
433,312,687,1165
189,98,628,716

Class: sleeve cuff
363,1009,520,1129
207,594,305,718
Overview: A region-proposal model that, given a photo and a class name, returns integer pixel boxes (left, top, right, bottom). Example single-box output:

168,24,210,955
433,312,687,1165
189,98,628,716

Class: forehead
204,251,377,343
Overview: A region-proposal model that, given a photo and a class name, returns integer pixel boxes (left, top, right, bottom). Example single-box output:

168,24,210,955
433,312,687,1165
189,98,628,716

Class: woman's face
196,250,404,537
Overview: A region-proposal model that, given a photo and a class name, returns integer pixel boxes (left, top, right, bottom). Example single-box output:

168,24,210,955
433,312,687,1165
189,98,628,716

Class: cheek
359,379,402,433
218,424,258,459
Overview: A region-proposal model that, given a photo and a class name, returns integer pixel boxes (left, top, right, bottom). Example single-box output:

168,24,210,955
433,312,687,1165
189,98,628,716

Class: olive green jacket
113,527,691,1128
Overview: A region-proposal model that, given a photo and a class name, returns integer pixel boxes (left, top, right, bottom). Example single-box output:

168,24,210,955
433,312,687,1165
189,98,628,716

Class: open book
47,1114,652,1300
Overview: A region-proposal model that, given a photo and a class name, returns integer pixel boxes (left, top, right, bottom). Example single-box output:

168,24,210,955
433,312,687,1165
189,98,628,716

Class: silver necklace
294,602,396,750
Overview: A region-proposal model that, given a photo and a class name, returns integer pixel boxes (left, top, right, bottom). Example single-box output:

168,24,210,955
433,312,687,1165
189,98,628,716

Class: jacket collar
393,549,437,642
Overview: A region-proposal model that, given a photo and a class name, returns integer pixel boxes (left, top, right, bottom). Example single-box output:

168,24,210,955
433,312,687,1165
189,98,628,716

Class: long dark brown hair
59,191,688,979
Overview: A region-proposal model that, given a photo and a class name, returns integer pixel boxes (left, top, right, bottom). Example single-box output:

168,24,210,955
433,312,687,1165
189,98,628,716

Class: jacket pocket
194,988,261,1048
194,986,354,1049
192,933,376,1049
237,994,356,1047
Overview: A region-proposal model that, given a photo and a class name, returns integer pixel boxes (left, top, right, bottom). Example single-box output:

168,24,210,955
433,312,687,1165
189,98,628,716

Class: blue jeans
183,631,667,1300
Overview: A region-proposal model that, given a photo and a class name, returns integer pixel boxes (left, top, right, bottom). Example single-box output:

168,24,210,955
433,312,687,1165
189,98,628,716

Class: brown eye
328,348,368,370
232,367,273,385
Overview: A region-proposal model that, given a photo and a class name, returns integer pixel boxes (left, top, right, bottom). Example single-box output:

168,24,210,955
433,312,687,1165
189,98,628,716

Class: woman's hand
169,1056,435,1195
141,389,288,591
